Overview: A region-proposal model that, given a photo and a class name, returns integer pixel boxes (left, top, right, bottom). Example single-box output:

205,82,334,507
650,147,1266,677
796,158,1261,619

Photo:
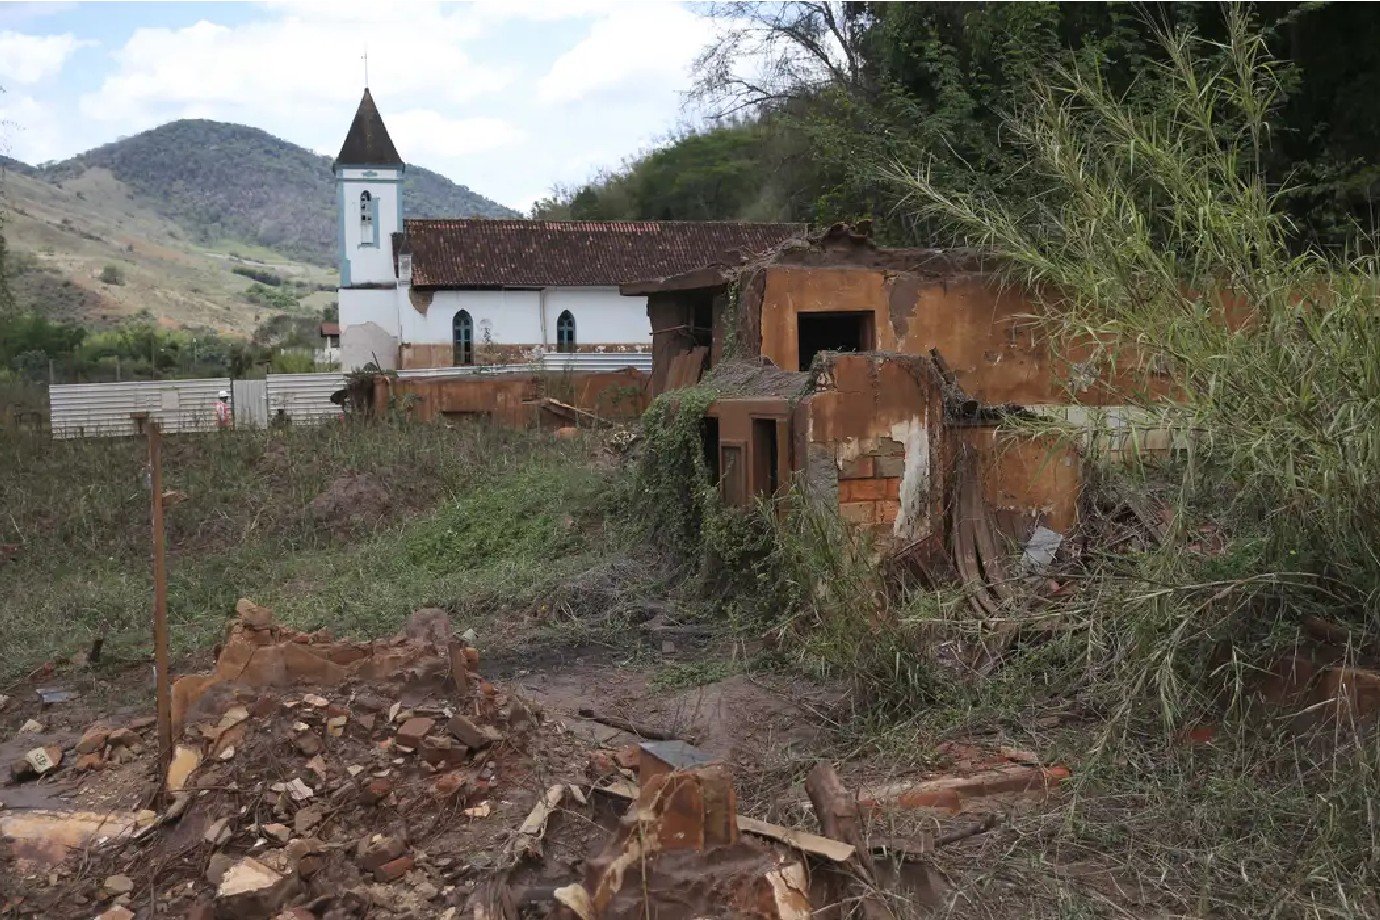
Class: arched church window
359,191,374,239
556,310,576,353
453,310,474,366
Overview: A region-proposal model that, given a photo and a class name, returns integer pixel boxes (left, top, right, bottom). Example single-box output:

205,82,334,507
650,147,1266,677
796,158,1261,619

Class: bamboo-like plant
891,7,1380,599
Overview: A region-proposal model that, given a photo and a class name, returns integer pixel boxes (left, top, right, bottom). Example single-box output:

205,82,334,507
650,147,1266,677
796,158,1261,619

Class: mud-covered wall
803,353,950,546
376,369,649,427
955,427,1082,535
754,265,1163,406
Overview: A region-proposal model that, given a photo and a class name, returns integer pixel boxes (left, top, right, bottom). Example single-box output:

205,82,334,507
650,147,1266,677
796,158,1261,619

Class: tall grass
857,11,1380,916
891,10,1380,603
0,420,633,679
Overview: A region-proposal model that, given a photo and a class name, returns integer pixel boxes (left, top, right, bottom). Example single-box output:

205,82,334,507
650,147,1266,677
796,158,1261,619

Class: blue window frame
556,310,576,353
453,310,474,365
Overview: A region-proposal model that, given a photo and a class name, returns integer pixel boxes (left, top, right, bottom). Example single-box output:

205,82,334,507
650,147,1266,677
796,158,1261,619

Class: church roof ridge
334,88,404,169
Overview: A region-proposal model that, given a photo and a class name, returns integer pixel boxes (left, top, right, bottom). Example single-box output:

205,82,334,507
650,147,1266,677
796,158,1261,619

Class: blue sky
0,1,724,211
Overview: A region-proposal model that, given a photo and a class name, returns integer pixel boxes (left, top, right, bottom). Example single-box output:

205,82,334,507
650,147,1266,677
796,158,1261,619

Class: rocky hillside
38,119,518,266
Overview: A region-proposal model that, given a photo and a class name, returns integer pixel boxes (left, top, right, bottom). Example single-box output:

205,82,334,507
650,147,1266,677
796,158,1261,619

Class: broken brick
359,777,393,805
216,856,294,917
587,751,618,779
75,727,109,755
374,854,415,883
418,735,468,769
356,834,406,872
444,713,500,750
432,771,468,798
74,751,104,771
613,744,641,770
235,598,274,630
395,717,435,750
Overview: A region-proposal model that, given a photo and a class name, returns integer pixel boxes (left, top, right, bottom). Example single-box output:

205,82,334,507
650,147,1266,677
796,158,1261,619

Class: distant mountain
0,155,40,178
38,119,519,265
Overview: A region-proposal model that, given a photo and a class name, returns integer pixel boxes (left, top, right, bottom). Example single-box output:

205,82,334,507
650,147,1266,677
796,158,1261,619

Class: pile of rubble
3,601,564,919
2,599,1080,919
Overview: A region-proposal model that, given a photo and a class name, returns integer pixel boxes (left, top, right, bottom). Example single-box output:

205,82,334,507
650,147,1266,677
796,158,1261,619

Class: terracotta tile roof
399,219,803,288
320,322,341,336
335,89,404,168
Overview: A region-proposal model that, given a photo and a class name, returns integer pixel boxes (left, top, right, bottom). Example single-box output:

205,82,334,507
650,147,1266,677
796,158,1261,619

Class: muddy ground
0,598,1084,920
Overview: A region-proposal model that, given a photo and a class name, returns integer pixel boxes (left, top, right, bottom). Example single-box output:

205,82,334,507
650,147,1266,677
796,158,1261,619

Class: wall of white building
338,166,402,286
399,286,650,349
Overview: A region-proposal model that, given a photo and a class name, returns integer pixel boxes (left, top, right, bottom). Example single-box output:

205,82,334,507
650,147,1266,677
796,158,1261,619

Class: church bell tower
334,88,404,288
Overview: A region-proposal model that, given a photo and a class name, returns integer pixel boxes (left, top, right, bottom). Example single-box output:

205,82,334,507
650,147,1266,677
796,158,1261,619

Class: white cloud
78,8,510,126
0,89,69,163
387,110,524,160
536,4,714,105
0,30,89,85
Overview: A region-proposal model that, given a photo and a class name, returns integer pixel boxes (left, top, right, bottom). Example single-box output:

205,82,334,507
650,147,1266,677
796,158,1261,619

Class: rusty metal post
147,418,173,778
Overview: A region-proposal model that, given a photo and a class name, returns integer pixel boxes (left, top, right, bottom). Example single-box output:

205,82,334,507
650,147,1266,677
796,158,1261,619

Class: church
333,90,800,372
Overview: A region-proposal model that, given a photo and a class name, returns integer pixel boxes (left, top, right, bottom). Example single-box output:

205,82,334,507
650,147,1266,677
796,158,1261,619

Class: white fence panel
49,378,230,439
233,378,268,429
266,372,346,425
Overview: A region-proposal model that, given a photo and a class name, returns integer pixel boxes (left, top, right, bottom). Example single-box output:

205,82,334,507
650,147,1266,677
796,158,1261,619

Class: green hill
40,119,518,265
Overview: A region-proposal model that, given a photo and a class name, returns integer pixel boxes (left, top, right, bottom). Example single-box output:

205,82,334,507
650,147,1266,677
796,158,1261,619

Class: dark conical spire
334,88,404,168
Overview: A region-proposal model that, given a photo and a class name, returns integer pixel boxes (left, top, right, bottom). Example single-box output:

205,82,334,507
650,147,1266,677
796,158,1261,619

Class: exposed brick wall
837,436,906,529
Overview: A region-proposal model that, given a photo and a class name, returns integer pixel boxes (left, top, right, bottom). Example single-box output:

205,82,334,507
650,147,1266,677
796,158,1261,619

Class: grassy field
0,420,637,681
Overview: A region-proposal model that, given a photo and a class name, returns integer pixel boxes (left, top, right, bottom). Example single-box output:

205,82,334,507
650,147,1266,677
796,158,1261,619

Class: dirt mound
307,473,392,531
1,602,953,919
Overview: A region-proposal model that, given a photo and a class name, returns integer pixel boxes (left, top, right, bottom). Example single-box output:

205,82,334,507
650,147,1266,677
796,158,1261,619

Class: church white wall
340,288,401,337
546,287,651,346
399,287,650,348
340,321,399,371
403,290,543,347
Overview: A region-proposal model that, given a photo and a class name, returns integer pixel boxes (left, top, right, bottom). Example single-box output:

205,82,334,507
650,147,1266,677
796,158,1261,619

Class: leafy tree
99,264,125,285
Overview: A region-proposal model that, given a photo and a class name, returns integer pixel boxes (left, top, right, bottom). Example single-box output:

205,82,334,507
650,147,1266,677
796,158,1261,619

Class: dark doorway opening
700,416,720,484
751,418,779,498
796,311,874,370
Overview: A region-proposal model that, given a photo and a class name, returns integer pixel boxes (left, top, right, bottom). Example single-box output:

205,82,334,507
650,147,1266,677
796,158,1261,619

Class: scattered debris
35,688,78,706
576,708,680,742
1020,525,1064,571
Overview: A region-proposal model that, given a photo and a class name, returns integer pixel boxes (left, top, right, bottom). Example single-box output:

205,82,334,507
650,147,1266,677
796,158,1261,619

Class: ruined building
623,226,1171,570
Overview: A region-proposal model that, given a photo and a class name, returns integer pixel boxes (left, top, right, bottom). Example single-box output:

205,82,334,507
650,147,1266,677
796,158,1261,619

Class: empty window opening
796,311,874,371
453,310,474,366
751,418,780,498
359,191,374,240
700,416,721,484
691,293,714,349
556,310,576,353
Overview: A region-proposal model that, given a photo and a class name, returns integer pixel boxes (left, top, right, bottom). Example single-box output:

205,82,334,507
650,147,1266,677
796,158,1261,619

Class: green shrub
99,264,125,285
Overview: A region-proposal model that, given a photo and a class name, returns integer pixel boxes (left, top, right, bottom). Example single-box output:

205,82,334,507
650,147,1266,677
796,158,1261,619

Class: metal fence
49,373,347,439
266,373,346,426
48,378,231,439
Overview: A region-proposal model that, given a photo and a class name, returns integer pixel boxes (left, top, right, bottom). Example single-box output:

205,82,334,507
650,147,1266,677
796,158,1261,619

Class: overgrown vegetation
0,307,339,384
618,14,1380,915
0,422,633,681
546,3,1380,254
